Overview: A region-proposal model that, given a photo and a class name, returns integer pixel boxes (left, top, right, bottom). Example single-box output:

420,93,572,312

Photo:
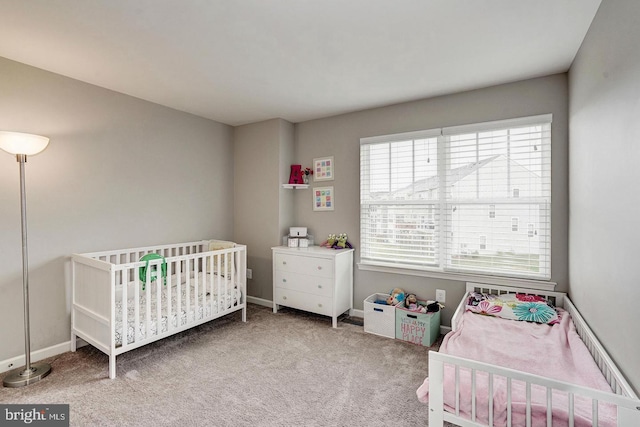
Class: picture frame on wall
313,186,334,211
313,156,334,181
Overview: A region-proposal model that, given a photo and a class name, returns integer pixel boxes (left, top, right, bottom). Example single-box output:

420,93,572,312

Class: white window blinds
360,114,552,280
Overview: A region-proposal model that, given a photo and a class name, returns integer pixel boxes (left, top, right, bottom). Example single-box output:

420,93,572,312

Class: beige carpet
1,304,444,426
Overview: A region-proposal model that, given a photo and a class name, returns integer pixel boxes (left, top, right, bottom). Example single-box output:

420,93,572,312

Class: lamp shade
0,131,50,156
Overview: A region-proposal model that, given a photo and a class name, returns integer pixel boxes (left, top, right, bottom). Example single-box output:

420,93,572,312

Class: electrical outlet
436,289,446,303
246,268,252,279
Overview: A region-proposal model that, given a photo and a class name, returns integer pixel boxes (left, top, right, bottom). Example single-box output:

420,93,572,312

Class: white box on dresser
272,246,354,328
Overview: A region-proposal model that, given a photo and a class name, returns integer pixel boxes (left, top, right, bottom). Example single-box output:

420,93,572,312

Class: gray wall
0,57,233,362
233,118,294,302
292,74,570,327
568,0,640,393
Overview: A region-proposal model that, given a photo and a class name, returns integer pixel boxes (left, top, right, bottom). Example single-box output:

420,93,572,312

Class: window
360,114,551,280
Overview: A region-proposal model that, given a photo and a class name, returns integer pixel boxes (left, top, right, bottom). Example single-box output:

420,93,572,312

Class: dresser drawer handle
282,261,287,265
317,285,322,289
317,266,322,270
282,296,287,300
318,303,323,307
282,279,287,283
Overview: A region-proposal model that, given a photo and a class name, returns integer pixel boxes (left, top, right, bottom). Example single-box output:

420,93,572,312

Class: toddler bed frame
427,282,640,426
71,240,246,379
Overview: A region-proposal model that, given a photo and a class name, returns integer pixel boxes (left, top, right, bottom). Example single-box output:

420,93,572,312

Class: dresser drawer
274,271,333,298
275,288,333,317
274,253,333,278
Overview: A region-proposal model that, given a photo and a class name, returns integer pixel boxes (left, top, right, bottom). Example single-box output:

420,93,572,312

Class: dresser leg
332,316,338,328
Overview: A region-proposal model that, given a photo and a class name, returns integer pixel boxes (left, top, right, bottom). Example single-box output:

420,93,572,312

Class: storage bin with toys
363,289,405,338
395,293,441,347
364,288,442,346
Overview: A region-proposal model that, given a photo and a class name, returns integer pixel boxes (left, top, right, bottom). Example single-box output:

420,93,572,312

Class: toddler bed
71,240,246,379
418,282,640,427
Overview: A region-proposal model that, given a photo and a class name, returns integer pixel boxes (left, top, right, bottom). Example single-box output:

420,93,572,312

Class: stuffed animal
387,287,406,305
427,301,445,312
404,293,427,313
320,233,353,249
404,293,418,309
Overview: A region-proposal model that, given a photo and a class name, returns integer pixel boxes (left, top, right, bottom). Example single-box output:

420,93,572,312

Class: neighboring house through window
360,114,552,280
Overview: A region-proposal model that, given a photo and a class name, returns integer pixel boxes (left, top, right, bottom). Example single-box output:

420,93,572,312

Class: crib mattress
114,273,241,346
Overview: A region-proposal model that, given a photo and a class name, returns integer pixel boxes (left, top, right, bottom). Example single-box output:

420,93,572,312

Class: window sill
357,263,557,291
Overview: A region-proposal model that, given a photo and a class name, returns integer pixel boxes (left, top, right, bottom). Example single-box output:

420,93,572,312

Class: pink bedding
417,308,617,426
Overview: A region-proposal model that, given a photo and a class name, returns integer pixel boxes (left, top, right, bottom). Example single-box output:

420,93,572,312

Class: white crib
71,240,247,379
425,282,640,426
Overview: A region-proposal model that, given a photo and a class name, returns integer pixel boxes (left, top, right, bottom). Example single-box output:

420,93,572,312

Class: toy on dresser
320,233,353,249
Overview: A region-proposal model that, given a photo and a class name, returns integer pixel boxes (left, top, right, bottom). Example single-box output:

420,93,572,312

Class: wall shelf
282,184,309,189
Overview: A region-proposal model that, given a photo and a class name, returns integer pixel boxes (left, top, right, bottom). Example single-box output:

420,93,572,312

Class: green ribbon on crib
139,253,167,290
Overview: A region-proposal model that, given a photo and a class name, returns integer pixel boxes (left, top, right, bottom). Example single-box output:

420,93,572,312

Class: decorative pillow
466,292,559,325
206,240,236,274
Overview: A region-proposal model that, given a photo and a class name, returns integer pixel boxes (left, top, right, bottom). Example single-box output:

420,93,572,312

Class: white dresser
272,246,354,328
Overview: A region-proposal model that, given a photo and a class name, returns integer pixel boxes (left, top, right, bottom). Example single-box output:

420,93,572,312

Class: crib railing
83,240,211,268
428,351,640,427
562,298,637,399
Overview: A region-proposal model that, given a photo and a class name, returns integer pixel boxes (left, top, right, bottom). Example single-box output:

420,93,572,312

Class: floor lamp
0,131,52,388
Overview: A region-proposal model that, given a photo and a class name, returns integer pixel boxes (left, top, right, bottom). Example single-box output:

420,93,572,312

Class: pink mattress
417,308,617,426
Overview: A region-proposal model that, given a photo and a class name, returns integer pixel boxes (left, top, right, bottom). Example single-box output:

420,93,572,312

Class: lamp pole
19,154,33,372
2,141,52,388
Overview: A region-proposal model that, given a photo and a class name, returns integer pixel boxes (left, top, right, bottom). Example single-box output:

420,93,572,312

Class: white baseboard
246,296,272,308
1,341,72,374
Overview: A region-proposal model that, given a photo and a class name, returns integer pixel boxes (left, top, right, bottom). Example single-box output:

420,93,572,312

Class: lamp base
3,362,51,388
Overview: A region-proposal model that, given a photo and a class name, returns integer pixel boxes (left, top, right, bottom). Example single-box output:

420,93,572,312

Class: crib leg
429,408,444,427
109,356,116,379
429,355,445,426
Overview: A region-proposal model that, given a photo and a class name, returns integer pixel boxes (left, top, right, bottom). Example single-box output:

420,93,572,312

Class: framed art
313,186,334,211
313,156,334,181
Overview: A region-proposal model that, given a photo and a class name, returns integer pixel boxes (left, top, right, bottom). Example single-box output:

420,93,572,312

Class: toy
336,233,348,249
320,233,353,249
387,287,406,305
139,253,167,291
404,293,427,313
427,301,445,312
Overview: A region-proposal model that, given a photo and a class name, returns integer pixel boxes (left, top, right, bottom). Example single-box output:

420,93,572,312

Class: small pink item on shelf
288,164,303,184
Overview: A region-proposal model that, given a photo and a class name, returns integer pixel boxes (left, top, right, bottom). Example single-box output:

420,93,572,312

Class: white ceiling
0,1,601,126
